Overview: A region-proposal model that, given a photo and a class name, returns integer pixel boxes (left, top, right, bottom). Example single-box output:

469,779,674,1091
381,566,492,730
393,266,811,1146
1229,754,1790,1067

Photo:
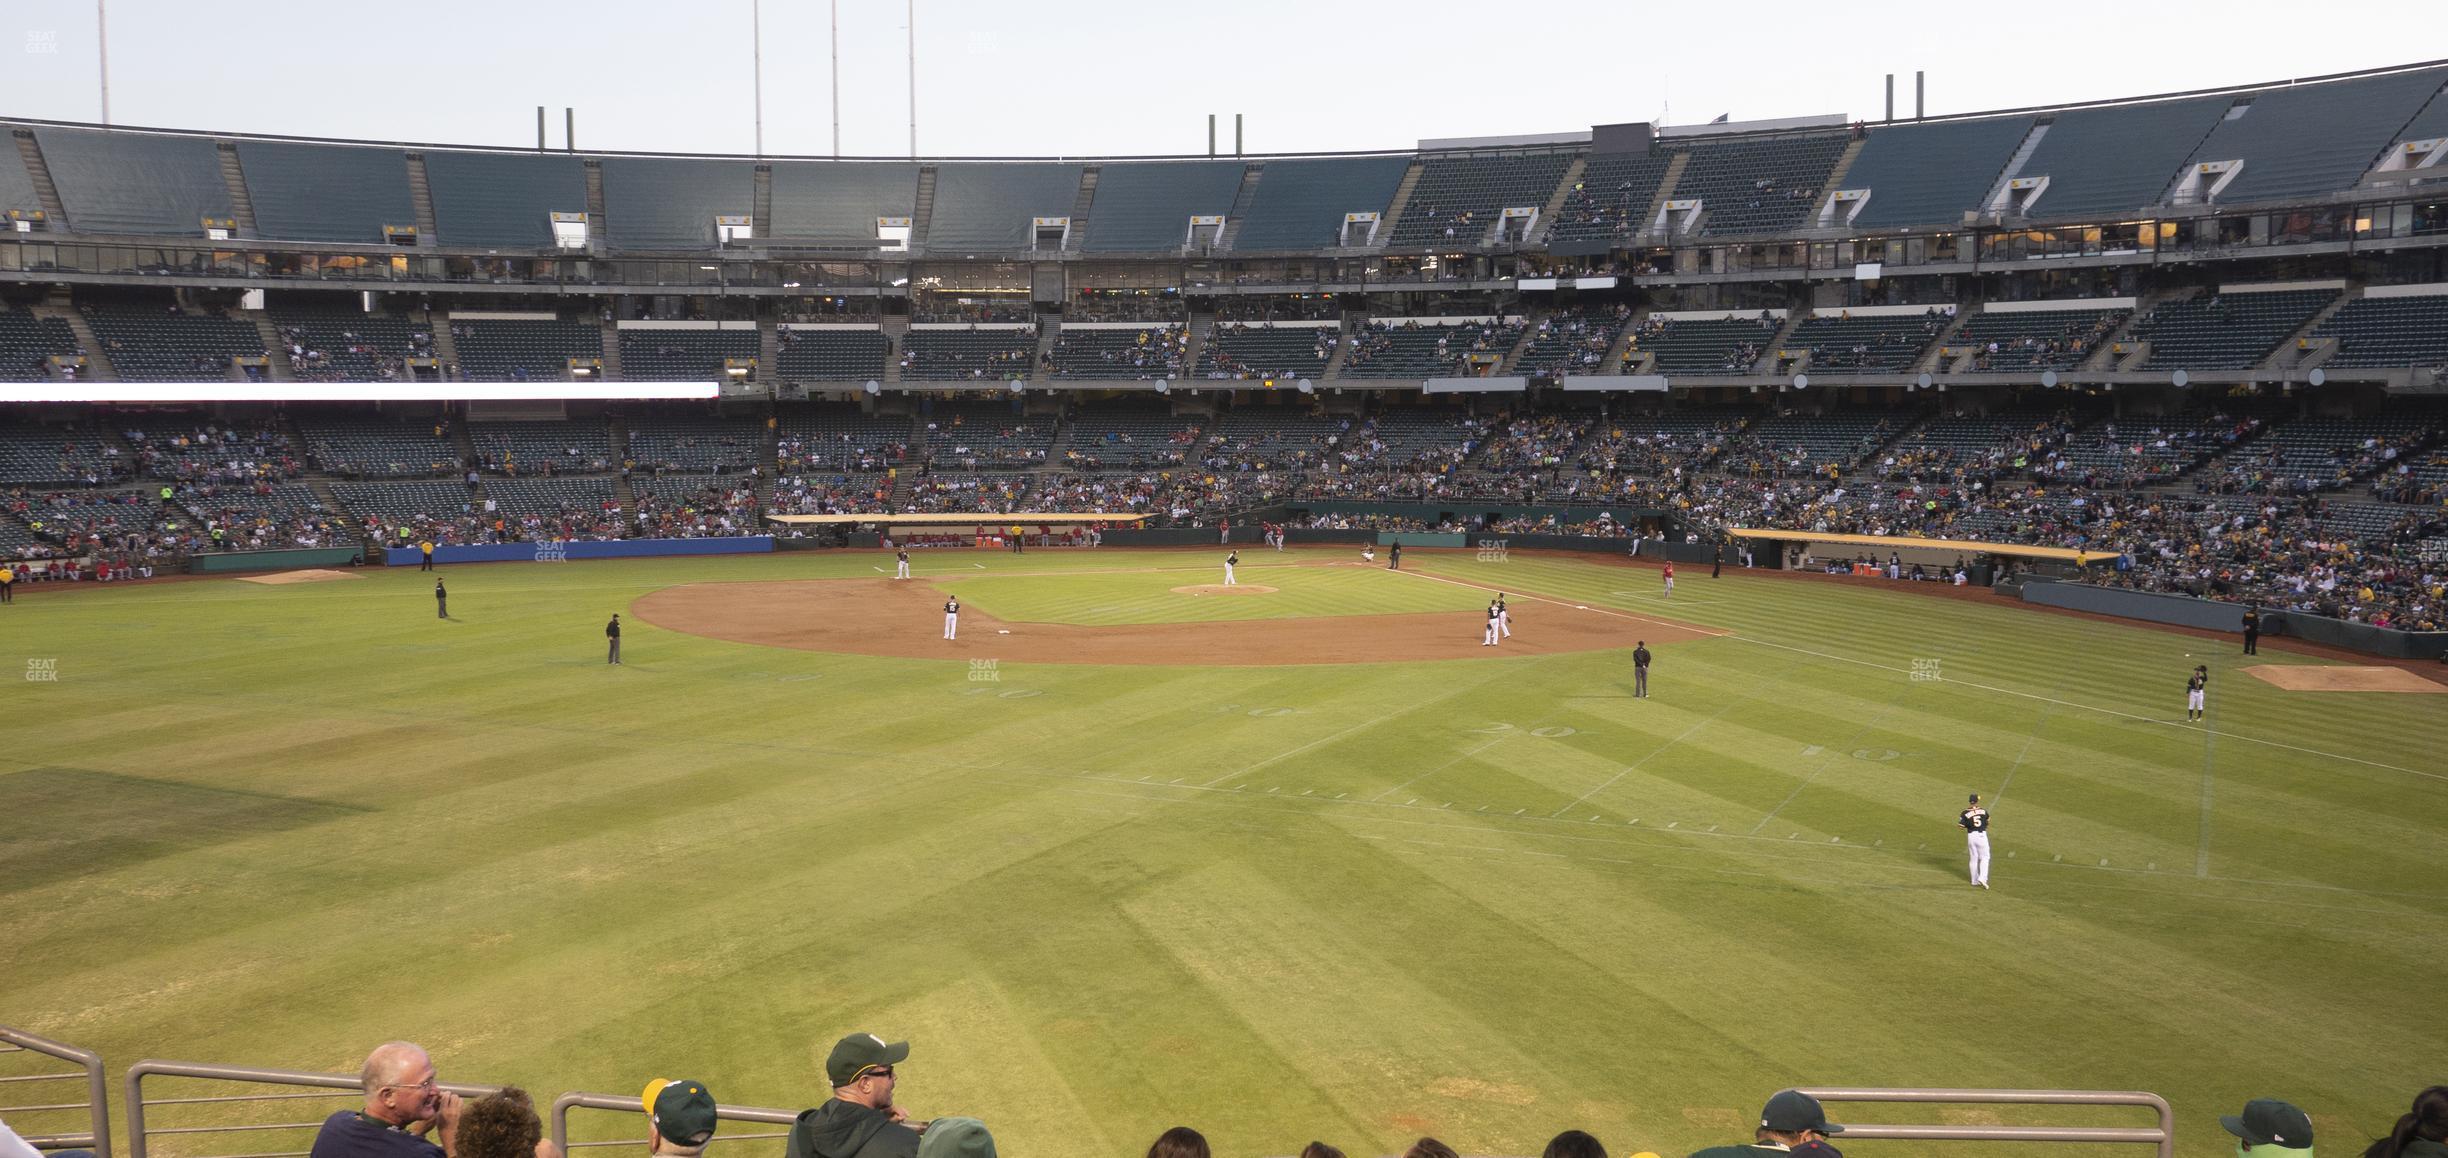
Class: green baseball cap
826,1033,910,1086
642,1078,717,1147
2222,1099,2314,1149
1761,1090,1844,1134
916,1117,996,1158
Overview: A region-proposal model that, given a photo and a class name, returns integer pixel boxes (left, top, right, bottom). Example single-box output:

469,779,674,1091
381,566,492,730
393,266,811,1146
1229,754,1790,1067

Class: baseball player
1663,560,1675,597
943,595,960,640
1224,549,1239,586
1496,593,1512,639
1362,544,1376,564
435,578,448,619
1959,793,1990,888
1482,600,1501,646
2186,664,2208,721
895,549,910,580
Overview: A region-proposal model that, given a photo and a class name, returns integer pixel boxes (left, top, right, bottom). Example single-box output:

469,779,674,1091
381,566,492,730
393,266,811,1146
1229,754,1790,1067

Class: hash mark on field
1801,745,1824,757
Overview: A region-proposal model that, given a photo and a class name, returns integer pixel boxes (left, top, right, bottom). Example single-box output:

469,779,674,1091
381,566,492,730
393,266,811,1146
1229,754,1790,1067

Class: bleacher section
1341,320,1523,379
1952,305,2129,372
777,408,911,473
616,328,758,380
921,404,1055,467
1044,325,1186,379
1063,402,1200,469
1200,408,1352,471
2009,96,2232,221
35,126,234,235
82,307,266,381
776,327,891,381
1513,306,1630,376
2176,66,2448,204
0,308,80,381
333,479,472,526
182,482,353,550
1629,315,1780,374
298,417,459,478
1084,162,1243,252
468,420,613,476
927,164,1083,250
268,307,427,382
0,422,124,484
0,136,36,220
2312,293,2448,368
450,318,604,381
767,162,918,245
622,416,761,473
1387,153,1575,248
238,142,415,244
2243,414,2441,492
1196,324,1335,381
2134,289,2335,370
1545,151,1676,251
1843,117,2035,229
1231,156,1411,250
600,157,755,249
1677,134,1849,236
484,476,618,517
900,327,1035,381
768,471,890,515
1339,409,1491,470
1784,310,1949,372
1723,411,1909,477
631,474,759,536
422,151,589,248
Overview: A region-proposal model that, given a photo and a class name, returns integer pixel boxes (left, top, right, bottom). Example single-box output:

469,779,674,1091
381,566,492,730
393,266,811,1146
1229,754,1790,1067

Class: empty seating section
239,141,415,243
778,408,911,472
900,328,1035,381
1046,326,1186,379
1197,325,1334,380
776,328,890,381
184,482,352,549
1063,403,1201,468
36,127,233,234
1678,134,1848,236
922,404,1054,466
2179,67,2447,203
82,307,265,380
123,418,299,483
1514,306,1630,375
1201,409,1351,471
1723,412,1905,476
485,477,617,516
1887,409,2081,481
1845,117,2035,228
617,328,757,380
0,422,124,483
26,489,178,542
2043,413,2229,486
2246,415,2441,491
1631,315,1780,374
0,513,50,559
1342,320,1522,379
1954,307,2128,371
767,162,918,244
469,420,612,475
299,417,457,477
0,137,36,217
333,480,470,527
422,151,588,248
269,308,427,382
451,318,603,381
623,417,761,473
1546,151,1676,249
600,157,754,248
1786,311,1948,372
1340,410,1491,470
2314,294,2448,367
2135,289,2334,369
1388,153,1574,248
0,309,79,380
2013,96,2231,220
927,163,1083,250
1084,162,1243,252
1232,156,1410,250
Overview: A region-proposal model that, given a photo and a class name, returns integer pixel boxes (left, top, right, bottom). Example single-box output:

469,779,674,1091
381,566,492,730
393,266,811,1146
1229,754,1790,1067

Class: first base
997,629,1010,634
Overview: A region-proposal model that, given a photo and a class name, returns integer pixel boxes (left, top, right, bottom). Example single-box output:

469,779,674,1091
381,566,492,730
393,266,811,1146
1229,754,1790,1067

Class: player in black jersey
2187,665,2208,721
1959,793,1990,889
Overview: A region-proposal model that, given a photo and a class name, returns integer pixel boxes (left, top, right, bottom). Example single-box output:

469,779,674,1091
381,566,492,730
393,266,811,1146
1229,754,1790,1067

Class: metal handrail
1798,1087,2175,1158
548,1092,799,1154
0,1026,112,1158
124,1061,500,1158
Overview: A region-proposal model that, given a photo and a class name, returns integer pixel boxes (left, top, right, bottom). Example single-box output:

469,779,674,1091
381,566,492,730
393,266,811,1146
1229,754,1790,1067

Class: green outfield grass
2,547,2442,1158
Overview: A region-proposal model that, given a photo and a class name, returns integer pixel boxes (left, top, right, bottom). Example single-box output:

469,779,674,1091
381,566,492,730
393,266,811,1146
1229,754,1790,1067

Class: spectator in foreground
1298,1144,1346,1158
1147,1128,1210,1158
454,1088,555,1158
1689,1090,1843,1158
2364,1087,2448,1158
915,1118,994,1158
1405,1140,1461,1158
642,1078,718,1157
2223,1098,2314,1157
786,1034,919,1158
1545,1131,1608,1158
311,1042,461,1158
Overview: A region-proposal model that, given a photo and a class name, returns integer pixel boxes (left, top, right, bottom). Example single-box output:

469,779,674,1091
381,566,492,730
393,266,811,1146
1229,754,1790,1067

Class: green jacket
785,1099,918,1158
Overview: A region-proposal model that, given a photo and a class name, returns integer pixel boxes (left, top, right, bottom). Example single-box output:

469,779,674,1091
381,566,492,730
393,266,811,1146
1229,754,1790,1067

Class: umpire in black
1633,640,1652,698
435,579,448,619
2242,605,2262,655
607,613,622,664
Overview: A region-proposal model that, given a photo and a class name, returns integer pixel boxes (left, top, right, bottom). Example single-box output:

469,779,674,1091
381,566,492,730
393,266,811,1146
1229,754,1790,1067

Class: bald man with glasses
311,1042,463,1158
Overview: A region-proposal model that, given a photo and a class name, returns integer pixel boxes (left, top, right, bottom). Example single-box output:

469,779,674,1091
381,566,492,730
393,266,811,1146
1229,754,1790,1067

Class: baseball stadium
2,13,2446,1158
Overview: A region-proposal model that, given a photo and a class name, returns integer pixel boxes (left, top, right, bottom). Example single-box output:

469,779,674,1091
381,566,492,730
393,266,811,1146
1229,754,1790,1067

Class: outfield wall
2023,581,2447,660
384,537,774,566
189,547,364,574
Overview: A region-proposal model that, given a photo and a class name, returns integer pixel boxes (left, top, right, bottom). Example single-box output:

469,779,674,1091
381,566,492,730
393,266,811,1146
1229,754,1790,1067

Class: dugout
1726,528,2118,586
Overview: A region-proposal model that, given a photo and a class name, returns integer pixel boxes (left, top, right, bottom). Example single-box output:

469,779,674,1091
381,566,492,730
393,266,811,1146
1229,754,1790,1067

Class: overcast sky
1,0,2437,158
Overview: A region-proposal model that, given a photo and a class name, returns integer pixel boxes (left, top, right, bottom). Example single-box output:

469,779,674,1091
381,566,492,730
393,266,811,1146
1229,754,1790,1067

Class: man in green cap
641,1078,716,1158
1688,1089,1844,1158
785,1033,920,1158
2223,1098,2315,1157
913,1118,992,1158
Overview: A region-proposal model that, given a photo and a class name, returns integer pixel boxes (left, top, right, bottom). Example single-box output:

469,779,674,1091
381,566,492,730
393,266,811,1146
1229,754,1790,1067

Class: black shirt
945,598,958,614
1960,806,1989,833
309,1112,442,1158
2188,673,2206,693
607,618,620,639
1633,646,1651,669
434,582,446,599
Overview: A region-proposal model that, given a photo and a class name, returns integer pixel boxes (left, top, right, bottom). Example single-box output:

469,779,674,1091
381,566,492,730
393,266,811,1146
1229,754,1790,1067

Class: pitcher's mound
1171,584,1276,596
237,569,363,585
2245,664,2446,693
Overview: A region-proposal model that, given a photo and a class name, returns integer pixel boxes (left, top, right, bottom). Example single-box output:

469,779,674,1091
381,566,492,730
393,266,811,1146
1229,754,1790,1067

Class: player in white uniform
1959,793,1990,888
2186,665,2208,721
1362,545,1376,564
895,549,911,580
943,596,960,640
1224,549,1239,586
1482,601,1501,646
1496,594,1512,639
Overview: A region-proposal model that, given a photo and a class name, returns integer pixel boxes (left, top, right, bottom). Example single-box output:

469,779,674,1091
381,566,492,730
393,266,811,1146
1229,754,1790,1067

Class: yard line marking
1549,707,1736,817
1371,735,1509,801
1198,713,1393,787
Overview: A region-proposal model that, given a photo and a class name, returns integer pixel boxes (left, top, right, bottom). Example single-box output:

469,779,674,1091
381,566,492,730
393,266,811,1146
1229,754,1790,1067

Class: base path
2245,665,2446,693
633,578,1705,666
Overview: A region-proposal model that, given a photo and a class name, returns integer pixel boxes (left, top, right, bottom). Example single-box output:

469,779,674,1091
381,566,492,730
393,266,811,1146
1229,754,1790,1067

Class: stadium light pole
831,0,841,156
907,0,918,159
752,0,764,156
96,0,110,124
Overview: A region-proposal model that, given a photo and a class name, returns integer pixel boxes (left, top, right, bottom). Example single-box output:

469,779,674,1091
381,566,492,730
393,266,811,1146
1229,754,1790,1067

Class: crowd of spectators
280,322,430,383
1042,326,1187,379
635,481,759,538
1197,324,1338,381
1963,310,2126,371
126,419,302,485
768,473,890,517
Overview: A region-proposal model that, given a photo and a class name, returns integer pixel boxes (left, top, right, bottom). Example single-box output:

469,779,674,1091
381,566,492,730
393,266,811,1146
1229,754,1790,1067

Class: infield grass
1,547,2442,1158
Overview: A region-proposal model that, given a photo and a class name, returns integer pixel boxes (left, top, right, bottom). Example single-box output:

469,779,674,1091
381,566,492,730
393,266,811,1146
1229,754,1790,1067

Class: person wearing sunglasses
786,1033,922,1158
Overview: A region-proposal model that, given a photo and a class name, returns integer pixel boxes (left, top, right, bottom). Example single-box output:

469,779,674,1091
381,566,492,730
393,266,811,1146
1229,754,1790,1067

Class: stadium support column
1916,71,1925,120
1884,74,1894,121
97,0,111,124
537,106,546,151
